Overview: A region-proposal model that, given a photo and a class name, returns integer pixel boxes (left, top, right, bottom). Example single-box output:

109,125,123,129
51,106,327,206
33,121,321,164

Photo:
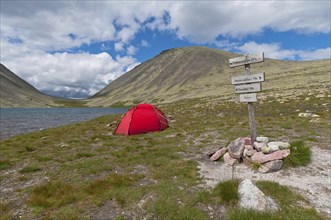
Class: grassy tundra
1,90,330,219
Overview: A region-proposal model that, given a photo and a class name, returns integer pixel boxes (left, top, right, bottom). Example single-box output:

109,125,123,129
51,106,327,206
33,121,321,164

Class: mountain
2,46,329,108
88,46,330,106
0,64,63,107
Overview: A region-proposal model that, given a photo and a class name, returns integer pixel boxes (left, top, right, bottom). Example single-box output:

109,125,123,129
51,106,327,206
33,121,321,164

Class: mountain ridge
1,46,329,108
0,64,74,108
88,46,330,106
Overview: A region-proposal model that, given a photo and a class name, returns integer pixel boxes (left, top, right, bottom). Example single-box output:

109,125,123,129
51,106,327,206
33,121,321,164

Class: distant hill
2,46,329,108
0,64,65,108
88,46,330,106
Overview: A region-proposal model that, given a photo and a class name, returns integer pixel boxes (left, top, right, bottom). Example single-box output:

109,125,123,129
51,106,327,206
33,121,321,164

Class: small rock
210,148,228,161
107,121,118,127
258,160,283,173
227,137,245,159
268,142,290,150
246,149,257,157
262,146,272,154
251,149,291,164
298,113,319,118
256,136,269,143
167,115,175,120
309,118,321,123
217,112,225,117
243,149,248,158
239,179,279,211
245,145,254,150
223,153,237,166
254,142,266,151
316,94,325,98
267,143,279,152
244,137,252,145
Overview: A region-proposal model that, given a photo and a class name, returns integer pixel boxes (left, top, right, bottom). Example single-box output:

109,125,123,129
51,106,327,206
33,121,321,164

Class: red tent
115,103,169,135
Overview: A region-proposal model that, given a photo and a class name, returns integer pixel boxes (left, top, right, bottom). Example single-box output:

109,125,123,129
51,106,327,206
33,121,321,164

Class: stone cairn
209,137,291,173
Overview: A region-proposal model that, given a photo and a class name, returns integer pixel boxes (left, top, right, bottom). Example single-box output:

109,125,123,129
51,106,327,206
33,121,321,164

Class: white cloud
237,41,331,60
1,40,138,98
163,1,331,42
238,42,297,60
1,1,330,97
127,45,138,55
141,40,150,47
2,1,329,49
114,42,125,52
298,48,331,60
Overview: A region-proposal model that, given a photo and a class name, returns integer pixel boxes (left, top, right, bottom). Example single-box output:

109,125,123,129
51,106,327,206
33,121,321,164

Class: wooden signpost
229,53,265,142
234,83,261,94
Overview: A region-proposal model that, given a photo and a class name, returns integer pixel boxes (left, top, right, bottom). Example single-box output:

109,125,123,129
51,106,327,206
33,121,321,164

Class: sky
1,1,330,99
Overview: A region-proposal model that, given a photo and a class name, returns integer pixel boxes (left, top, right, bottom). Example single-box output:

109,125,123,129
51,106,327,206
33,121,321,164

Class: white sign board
231,72,265,85
235,83,261,94
240,93,257,102
229,53,264,67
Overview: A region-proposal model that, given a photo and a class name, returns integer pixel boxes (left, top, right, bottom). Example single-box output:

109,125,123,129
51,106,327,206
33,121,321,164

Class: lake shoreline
0,107,127,140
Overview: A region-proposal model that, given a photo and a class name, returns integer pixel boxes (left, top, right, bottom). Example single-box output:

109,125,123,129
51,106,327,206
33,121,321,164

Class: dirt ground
198,146,331,218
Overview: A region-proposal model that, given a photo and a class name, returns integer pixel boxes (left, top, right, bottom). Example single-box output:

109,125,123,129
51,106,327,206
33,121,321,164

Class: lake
0,108,127,140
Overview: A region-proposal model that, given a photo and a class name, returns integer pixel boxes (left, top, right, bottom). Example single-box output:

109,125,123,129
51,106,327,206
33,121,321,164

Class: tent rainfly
115,103,169,135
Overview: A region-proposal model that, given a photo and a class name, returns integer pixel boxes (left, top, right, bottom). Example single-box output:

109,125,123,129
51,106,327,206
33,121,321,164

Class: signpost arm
245,64,257,142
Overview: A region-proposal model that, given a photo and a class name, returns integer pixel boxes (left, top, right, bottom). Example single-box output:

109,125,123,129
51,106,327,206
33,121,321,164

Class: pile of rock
209,137,291,173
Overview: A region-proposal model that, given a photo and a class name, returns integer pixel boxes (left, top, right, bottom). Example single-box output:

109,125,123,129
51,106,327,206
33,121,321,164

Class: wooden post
245,64,257,142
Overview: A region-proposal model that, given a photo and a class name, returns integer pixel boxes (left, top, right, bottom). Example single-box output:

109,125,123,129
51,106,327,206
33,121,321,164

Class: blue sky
1,1,330,98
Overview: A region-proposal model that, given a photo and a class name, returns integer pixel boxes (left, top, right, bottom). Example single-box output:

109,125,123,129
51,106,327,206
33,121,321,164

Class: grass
0,91,330,219
223,180,327,220
61,158,113,175
213,180,239,205
0,160,11,170
20,166,42,174
27,181,81,209
197,179,240,207
76,152,95,158
283,140,311,168
0,201,12,220
53,99,88,107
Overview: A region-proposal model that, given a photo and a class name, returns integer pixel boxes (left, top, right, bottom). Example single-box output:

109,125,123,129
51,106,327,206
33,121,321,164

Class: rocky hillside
0,64,63,108
1,46,329,108
88,46,330,107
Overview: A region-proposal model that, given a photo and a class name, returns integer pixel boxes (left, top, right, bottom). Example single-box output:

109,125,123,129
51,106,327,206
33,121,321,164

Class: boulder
256,136,269,143
227,137,245,159
268,142,290,151
258,160,283,173
251,149,290,164
239,179,279,211
210,148,228,161
223,153,237,166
